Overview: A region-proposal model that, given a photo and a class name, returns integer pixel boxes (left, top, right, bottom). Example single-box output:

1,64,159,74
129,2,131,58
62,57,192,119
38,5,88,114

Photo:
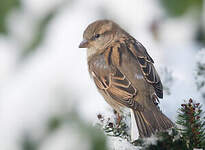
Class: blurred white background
0,0,204,149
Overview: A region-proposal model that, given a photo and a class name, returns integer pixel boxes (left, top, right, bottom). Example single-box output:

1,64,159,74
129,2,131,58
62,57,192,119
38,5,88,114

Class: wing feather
90,37,163,111
126,39,163,98
91,67,143,111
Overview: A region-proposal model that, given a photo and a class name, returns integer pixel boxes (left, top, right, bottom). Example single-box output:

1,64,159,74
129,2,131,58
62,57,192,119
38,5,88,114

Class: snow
108,137,141,150
0,0,204,149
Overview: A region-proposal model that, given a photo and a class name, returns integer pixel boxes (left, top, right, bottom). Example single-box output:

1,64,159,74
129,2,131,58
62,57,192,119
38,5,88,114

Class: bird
79,20,174,140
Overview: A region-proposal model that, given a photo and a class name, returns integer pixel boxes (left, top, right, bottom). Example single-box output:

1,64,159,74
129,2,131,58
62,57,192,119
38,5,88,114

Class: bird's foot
114,110,122,127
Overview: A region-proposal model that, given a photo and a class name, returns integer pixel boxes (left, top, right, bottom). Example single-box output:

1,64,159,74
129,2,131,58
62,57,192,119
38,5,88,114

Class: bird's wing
91,68,144,111
125,38,163,98
90,49,143,111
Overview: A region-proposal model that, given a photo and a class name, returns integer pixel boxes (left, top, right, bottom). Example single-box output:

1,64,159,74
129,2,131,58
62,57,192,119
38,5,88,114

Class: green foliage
0,0,21,34
20,100,205,150
89,129,108,150
196,63,205,89
21,133,39,150
159,0,203,17
47,115,63,132
20,111,108,150
132,99,205,150
104,119,130,140
21,6,58,58
176,99,205,149
144,129,187,150
21,0,73,59
196,25,205,46
96,113,130,141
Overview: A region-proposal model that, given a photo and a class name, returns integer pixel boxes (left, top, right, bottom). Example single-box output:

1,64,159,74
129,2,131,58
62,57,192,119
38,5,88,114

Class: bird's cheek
89,41,99,49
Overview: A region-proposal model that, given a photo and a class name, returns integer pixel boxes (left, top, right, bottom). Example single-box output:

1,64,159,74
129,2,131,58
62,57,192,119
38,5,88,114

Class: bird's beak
79,39,89,48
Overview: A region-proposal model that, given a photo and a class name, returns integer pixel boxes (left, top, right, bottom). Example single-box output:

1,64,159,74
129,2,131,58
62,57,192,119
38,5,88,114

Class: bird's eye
94,34,100,38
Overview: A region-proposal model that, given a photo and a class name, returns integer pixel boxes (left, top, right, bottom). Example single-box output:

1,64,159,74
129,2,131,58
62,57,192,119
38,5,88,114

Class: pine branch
176,98,205,149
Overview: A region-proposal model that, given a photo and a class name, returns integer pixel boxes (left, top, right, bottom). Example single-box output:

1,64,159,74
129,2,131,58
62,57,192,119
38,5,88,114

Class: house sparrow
79,20,174,140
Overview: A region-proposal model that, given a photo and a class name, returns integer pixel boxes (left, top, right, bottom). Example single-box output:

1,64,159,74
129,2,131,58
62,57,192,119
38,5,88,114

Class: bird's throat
86,48,98,60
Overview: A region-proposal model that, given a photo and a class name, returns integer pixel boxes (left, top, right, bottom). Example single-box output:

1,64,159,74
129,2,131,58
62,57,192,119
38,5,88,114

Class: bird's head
79,20,122,50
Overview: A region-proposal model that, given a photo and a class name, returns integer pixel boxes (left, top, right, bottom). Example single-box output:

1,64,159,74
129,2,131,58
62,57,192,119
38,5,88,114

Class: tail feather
134,111,155,137
132,108,174,139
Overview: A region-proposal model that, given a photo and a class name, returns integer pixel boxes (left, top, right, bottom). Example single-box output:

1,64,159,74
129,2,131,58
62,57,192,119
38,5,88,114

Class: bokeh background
0,0,205,149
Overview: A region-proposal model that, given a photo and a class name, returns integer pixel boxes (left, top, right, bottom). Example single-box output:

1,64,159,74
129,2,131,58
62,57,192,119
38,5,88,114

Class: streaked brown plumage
79,20,174,139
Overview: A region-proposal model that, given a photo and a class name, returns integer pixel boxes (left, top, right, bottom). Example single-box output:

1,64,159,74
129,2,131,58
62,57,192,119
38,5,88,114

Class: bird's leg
114,110,122,127
117,113,122,127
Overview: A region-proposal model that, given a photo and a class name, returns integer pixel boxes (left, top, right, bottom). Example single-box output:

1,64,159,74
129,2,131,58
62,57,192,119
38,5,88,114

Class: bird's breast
88,54,112,78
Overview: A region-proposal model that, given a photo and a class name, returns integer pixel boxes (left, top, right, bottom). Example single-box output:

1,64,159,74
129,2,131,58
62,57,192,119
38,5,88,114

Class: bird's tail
130,107,174,141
